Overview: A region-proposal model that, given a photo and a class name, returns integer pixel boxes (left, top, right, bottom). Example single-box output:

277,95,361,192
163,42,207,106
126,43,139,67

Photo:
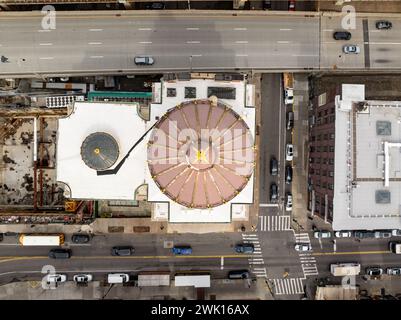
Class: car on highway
294,243,312,252
234,243,254,254
284,87,294,105
73,274,93,283
374,230,392,239
314,230,331,239
71,233,91,243
228,270,249,279
48,248,71,259
366,267,383,276
343,45,360,54
354,230,375,239
172,245,192,255
392,229,401,237
286,111,294,130
111,246,134,256
285,193,293,211
270,157,278,176
386,267,401,276
285,165,293,184
376,20,392,30
45,274,67,284
270,183,278,202
286,144,294,161
333,31,351,40
288,0,296,11
335,231,353,238
134,56,154,66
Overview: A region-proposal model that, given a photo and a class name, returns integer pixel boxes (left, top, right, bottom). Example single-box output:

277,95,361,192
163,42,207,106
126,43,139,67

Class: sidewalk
318,0,401,13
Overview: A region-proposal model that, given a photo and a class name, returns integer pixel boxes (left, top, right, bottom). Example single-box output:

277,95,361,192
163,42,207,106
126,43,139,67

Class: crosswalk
258,215,292,232
241,233,267,278
270,278,305,295
294,232,319,277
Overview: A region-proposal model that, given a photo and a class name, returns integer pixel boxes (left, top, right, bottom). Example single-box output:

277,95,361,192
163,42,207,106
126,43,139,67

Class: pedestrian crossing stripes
242,233,266,271
252,267,267,278
293,232,319,277
302,263,319,276
294,232,311,243
271,278,304,295
258,215,292,232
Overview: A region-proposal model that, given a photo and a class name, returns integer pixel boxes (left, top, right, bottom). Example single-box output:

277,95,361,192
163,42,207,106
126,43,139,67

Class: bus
18,234,65,246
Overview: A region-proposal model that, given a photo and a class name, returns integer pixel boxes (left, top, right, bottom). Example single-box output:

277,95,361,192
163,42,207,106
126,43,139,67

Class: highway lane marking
139,41,152,44
186,41,200,44
191,54,202,57
235,41,248,44
280,28,292,31
39,57,54,60
234,28,247,31
138,28,152,31
39,43,53,46
313,250,390,256
277,41,290,44
235,54,248,57
186,27,199,30
89,28,103,32
89,56,104,59
88,42,102,45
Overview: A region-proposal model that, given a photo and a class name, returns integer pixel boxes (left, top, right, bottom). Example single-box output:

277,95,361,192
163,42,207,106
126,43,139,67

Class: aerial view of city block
1,0,401,307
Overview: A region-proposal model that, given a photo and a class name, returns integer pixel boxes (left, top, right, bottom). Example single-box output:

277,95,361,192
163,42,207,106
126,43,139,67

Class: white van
330,263,361,276
107,273,129,284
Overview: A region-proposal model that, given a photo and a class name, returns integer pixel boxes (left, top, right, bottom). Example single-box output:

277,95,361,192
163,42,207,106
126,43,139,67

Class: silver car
343,45,360,54
294,243,312,252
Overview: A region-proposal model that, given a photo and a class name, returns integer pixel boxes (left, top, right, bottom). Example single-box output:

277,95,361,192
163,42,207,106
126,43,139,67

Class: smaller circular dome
81,132,119,170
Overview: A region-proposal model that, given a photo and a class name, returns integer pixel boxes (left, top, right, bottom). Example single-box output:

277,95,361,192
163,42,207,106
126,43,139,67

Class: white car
392,229,401,237
286,144,294,161
343,45,360,54
73,274,93,283
285,193,293,211
335,231,353,238
285,87,294,105
294,243,312,252
386,267,401,276
314,230,332,239
45,274,67,284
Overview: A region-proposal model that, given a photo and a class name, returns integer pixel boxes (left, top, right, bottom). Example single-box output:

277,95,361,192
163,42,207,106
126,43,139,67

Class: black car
366,267,383,276
354,230,375,239
71,233,91,244
0,233,3,242
145,2,165,9
285,165,293,184
286,111,294,130
263,0,272,10
270,183,278,202
333,31,351,40
48,248,71,259
111,246,134,256
228,270,249,279
376,20,392,30
270,157,278,176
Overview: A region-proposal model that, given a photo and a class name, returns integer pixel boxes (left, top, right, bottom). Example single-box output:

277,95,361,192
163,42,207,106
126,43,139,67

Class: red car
288,0,296,11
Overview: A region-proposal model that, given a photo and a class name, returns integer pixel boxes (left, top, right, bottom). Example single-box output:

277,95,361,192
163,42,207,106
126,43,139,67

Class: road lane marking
138,28,152,31
88,42,102,45
89,28,103,32
368,42,401,45
313,250,390,256
39,43,53,46
235,54,248,57
333,239,337,252
186,27,199,30
39,57,54,60
37,29,51,32
191,54,202,57
220,256,224,270
234,27,247,31
277,41,290,44
322,29,333,32
292,54,318,57
259,203,279,207
235,41,248,44
139,41,152,44
186,41,200,44
89,56,104,59
280,28,292,31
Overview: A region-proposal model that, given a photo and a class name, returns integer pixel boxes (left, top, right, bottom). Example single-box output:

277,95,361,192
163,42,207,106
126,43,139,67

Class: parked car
366,267,383,276
386,267,401,276
392,229,401,237
343,45,360,54
335,231,353,238
145,2,165,9
228,270,249,279
263,0,272,10
270,157,278,176
45,274,67,284
294,243,311,252
0,233,3,242
71,233,91,243
172,245,192,255
314,230,331,239
286,111,294,130
354,230,375,239
285,87,294,105
107,273,129,284
285,165,293,184
134,56,154,66
333,31,351,40
374,230,392,239
285,193,293,211
234,243,254,254
270,183,278,202
286,144,294,161
288,0,296,11
48,248,71,259
376,20,392,30
111,246,134,256
73,274,93,283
